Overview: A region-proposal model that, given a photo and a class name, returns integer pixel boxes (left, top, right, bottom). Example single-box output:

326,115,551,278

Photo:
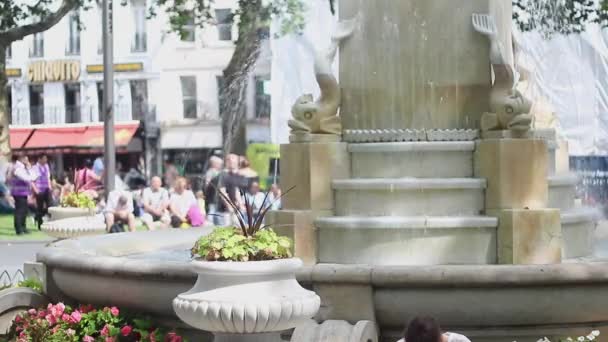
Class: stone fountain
27,1,608,342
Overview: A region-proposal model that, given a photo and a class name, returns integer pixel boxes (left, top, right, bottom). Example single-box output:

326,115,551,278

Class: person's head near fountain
399,316,470,342
174,177,187,194
83,158,93,170
209,155,223,170
150,176,162,191
225,154,239,173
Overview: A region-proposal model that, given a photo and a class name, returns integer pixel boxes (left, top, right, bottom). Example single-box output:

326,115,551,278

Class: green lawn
0,214,52,241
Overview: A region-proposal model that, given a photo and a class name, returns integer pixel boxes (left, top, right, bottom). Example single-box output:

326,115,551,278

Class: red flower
14,315,22,323
165,332,183,342
110,306,119,316
121,325,133,336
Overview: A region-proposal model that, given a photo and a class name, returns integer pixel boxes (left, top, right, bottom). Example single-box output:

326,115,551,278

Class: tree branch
0,0,77,43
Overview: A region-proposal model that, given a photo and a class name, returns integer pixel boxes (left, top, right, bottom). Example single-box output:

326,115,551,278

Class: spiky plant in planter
191,185,294,262
174,185,320,337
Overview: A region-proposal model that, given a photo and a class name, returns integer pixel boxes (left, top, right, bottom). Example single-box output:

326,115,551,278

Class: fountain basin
48,207,95,221
35,230,608,341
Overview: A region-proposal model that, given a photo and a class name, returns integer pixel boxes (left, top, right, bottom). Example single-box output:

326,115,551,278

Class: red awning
10,122,140,153
79,123,138,148
9,128,33,149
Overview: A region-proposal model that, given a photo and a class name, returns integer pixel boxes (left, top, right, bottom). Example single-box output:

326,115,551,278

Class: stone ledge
349,141,475,153
548,174,579,187
316,216,498,229
561,207,600,224
333,178,486,190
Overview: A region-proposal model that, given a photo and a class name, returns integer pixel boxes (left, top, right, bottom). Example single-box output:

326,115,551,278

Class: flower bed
7,303,183,342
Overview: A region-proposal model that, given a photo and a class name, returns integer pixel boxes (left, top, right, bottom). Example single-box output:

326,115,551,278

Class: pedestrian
33,155,52,230
9,154,38,235
169,177,197,228
268,183,282,210
398,316,470,342
208,154,244,226
141,176,170,230
93,156,104,177
245,181,267,219
164,159,179,190
104,189,136,233
74,159,102,198
204,156,223,186
238,156,259,190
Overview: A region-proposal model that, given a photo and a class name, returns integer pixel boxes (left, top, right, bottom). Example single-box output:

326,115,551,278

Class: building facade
6,0,272,180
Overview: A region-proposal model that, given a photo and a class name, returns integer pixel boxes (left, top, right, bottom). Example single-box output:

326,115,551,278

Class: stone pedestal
266,210,331,266
280,142,349,211
491,209,562,264
475,139,548,210
272,141,350,265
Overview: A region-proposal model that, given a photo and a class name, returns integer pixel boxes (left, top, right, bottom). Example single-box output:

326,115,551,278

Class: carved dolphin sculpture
289,17,358,136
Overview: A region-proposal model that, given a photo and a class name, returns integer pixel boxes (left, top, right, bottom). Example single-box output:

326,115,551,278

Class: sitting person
398,316,470,342
141,176,170,230
74,159,102,198
104,190,136,233
169,177,198,228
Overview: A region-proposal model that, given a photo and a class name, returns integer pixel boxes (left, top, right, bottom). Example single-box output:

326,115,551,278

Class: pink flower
110,306,119,316
55,302,65,314
121,325,133,336
61,314,70,322
165,332,183,342
105,338,116,342
101,324,110,336
83,336,95,342
45,314,56,326
14,315,22,323
27,309,36,315
70,310,82,323
37,310,46,318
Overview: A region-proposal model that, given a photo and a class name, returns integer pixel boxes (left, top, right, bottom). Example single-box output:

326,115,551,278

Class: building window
132,1,147,52
97,82,104,121
180,76,197,119
67,12,81,55
258,26,270,41
254,77,271,118
30,33,44,57
215,9,232,41
6,86,12,125
216,75,225,116
65,83,81,123
29,85,44,124
181,17,195,42
130,80,148,120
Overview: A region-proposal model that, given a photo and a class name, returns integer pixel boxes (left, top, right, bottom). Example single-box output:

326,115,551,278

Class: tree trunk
220,1,264,156
0,44,10,167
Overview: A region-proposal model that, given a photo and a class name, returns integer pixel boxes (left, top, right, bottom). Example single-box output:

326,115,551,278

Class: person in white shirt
141,176,170,230
398,316,470,342
169,177,196,227
104,190,135,232
245,182,267,220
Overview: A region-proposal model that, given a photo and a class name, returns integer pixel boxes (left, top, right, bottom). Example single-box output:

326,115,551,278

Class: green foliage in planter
60,192,95,209
17,278,43,293
191,227,292,262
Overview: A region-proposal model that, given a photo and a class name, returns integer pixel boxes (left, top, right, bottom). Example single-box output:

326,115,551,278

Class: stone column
338,0,511,131
475,139,563,264
266,137,350,266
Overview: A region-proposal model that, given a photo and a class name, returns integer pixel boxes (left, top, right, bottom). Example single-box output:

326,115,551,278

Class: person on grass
141,176,170,230
33,155,52,230
9,155,38,235
104,190,136,233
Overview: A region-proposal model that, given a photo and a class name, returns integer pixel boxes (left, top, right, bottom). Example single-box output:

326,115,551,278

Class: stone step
333,178,486,216
316,216,497,265
561,207,599,259
548,174,579,210
349,141,474,178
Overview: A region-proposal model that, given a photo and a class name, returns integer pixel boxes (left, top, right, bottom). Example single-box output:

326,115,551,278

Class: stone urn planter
41,216,106,239
173,258,320,341
48,206,95,221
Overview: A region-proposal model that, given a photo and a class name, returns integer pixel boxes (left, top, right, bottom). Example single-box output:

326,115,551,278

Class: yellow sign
246,143,280,190
27,60,80,83
86,63,143,74
6,68,21,77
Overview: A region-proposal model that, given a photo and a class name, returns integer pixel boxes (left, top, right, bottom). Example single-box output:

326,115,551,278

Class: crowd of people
4,153,283,235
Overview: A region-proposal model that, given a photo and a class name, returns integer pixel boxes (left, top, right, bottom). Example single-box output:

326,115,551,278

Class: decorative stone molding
173,258,320,335
48,207,95,221
41,216,106,239
426,129,479,141
290,320,378,342
343,129,426,143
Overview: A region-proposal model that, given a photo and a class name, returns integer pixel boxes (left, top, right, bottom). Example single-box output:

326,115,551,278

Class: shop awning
9,128,34,149
10,121,140,153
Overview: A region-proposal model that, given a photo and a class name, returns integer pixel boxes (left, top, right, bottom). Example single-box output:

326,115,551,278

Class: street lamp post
102,0,115,193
